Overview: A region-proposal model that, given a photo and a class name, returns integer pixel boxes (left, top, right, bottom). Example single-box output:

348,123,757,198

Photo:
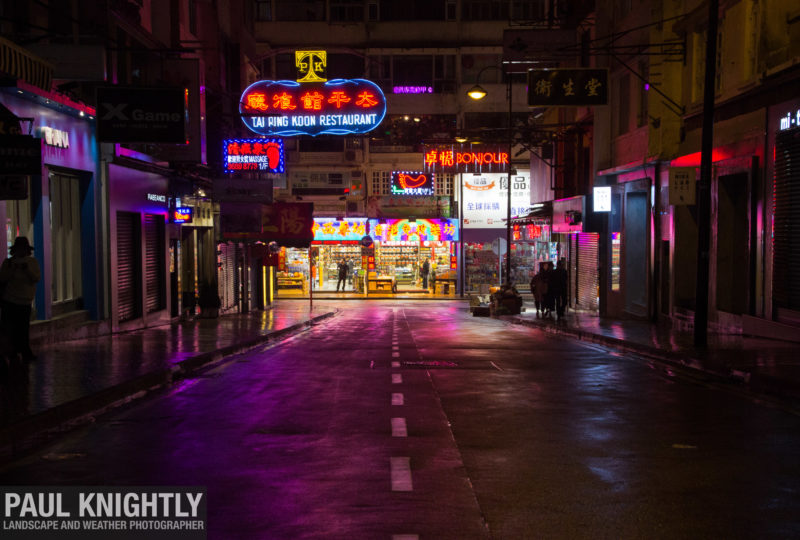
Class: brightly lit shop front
366,218,459,295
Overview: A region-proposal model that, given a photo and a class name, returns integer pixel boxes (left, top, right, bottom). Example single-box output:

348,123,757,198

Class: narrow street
2,301,799,539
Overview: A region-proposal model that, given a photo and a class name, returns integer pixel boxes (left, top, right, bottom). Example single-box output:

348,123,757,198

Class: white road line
392,373,402,384
391,417,408,437
392,392,404,405
392,352,400,357
391,361,400,368
390,457,413,491
392,536,419,540
490,361,504,371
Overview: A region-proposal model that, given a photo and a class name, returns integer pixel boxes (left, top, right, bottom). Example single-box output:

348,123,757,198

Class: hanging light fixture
467,85,487,100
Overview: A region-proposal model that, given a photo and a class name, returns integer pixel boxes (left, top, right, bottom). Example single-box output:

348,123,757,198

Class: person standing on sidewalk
336,258,348,292
0,237,41,361
552,258,569,320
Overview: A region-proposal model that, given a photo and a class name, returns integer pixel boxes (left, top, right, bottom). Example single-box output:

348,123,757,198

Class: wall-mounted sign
37,126,70,148
96,86,186,143
222,202,314,247
296,50,327,82
312,218,368,241
423,144,509,174
223,138,284,173
0,176,28,200
0,135,41,175
668,167,696,205
527,68,608,106
778,109,800,131
391,171,435,196
173,207,193,223
393,86,433,94
593,186,611,212
462,172,530,228
239,79,386,137
368,219,458,242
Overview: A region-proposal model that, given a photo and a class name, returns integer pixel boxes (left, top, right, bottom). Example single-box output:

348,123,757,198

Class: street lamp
467,65,513,287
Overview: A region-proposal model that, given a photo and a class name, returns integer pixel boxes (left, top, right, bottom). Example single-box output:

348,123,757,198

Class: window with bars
371,171,391,195
436,173,454,196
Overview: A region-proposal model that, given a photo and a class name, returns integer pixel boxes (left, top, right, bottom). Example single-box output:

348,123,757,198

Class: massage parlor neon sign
239,50,386,137
223,138,285,173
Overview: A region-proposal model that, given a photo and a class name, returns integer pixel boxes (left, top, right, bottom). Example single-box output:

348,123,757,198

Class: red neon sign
423,145,509,173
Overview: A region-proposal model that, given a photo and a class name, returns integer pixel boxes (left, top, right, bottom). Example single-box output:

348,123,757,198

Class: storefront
551,196,600,313
0,86,101,322
274,217,459,297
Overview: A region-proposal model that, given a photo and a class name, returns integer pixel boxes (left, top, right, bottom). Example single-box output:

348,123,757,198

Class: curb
0,311,336,464
503,315,800,411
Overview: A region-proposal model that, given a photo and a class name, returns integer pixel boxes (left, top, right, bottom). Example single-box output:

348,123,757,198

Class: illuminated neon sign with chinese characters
393,86,433,94
312,218,367,241
423,144,509,174
239,79,386,137
173,207,193,223
223,138,285,173
391,171,435,196
368,219,458,242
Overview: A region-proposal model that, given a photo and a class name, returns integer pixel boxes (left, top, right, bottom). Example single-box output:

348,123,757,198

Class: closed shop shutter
144,214,165,314
774,128,800,313
577,232,599,311
569,234,578,307
219,242,237,310
117,212,140,322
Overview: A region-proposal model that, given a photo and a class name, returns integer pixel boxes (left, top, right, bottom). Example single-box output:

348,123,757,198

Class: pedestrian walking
530,262,547,318
0,237,41,362
542,261,555,318
336,258,348,292
421,259,430,289
552,258,569,320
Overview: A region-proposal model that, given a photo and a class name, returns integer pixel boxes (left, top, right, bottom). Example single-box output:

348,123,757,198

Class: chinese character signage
527,68,608,106
312,218,368,241
0,135,41,176
239,79,386,137
222,202,314,247
223,138,284,173
462,172,531,229
593,186,611,212
368,219,458,242
668,167,696,205
173,207,193,223
391,171,435,196
423,144,509,174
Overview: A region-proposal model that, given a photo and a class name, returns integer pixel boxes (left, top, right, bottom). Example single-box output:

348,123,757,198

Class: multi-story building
591,0,800,341
250,0,593,296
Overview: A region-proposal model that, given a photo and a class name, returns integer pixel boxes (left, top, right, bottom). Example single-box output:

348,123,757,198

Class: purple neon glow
392,86,433,94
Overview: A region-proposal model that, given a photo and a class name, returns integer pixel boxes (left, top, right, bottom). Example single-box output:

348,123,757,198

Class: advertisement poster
462,172,530,228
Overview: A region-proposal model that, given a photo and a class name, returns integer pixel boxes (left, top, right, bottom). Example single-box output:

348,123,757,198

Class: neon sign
391,171,435,196
393,86,433,94
312,218,367,241
368,219,458,242
295,50,327,82
173,207,193,223
779,109,800,131
423,144,509,173
223,138,285,173
239,79,386,137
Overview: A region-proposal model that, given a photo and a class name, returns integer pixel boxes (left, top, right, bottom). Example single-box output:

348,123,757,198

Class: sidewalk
506,302,800,410
0,302,336,462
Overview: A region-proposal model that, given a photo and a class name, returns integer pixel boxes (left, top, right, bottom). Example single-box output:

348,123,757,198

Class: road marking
392,373,402,384
490,361,504,371
393,535,419,540
391,361,400,368
391,417,408,437
392,352,400,357
392,392,404,405
390,457,413,491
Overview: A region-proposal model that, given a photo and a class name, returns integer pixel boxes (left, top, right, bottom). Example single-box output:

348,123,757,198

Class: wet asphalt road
1,300,799,539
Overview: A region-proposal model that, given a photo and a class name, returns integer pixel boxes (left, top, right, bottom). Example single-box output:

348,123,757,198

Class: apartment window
255,0,272,21
275,0,325,21
368,1,378,21
434,55,456,93
331,0,363,22
637,61,649,128
436,173,454,196
616,73,630,136
188,0,197,35
371,171,391,195
512,0,545,21
379,0,444,20
446,0,456,20
462,0,509,21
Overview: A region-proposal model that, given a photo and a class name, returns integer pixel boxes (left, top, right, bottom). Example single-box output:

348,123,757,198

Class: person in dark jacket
336,258,348,291
552,258,569,319
542,261,555,317
0,237,41,361
530,262,547,318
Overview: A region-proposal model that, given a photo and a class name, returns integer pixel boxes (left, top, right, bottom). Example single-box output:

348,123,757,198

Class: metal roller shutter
117,212,140,322
774,128,800,313
569,233,578,307
577,232,599,311
144,214,165,314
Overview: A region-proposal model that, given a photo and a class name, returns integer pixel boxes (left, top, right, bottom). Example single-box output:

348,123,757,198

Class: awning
0,36,53,91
